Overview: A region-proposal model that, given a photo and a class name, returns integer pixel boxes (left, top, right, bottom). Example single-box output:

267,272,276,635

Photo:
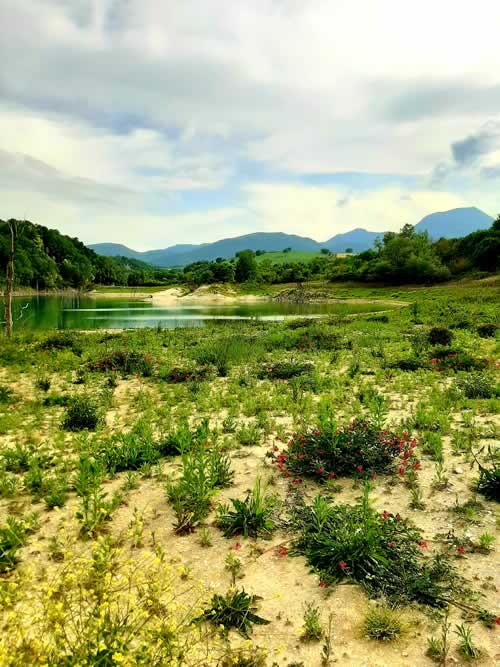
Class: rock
453,466,463,474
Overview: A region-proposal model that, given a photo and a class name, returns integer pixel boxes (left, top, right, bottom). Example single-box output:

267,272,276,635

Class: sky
1,0,499,251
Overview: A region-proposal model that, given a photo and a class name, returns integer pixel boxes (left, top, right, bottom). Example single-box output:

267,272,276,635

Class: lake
2,295,395,330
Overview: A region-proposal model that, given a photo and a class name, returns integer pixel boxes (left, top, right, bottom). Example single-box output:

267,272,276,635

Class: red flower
382,511,390,520
356,465,363,473
273,445,279,451
319,580,328,587
457,545,465,556
338,561,347,570
317,467,324,475
327,472,335,479
412,462,421,471
398,466,405,476
495,617,500,625
419,541,428,549
292,477,302,485
278,546,287,557
234,542,241,551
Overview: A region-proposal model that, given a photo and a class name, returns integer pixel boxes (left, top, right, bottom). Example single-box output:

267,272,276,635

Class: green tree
235,250,257,282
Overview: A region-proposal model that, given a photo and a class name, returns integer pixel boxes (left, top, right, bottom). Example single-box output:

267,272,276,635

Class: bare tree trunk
4,221,14,338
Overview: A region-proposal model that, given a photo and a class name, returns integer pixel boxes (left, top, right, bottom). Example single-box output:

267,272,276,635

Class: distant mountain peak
88,206,494,266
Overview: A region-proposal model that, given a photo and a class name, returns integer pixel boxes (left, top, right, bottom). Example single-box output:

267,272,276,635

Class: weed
426,611,450,665
237,423,261,446
0,385,15,404
0,514,38,573
199,527,212,548
35,376,51,392
321,613,335,666
216,479,277,538
472,447,500,501
193,588,270,637
90,350,155,376
301,602,322,641
477,323,498,338
454,624,481,659
457,373,497,399
225,552,242,585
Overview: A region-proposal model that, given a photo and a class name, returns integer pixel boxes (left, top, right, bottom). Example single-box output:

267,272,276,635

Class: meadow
0,283,498,666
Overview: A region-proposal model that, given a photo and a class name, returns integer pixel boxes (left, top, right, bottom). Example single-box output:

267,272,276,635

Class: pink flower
457,545,465,556
388,541,397,548
292,477,302,485
356,465,363,473
338,561,347,570
234,542,241,551
382,511,390,520
278,546,287,557
419,541,428,549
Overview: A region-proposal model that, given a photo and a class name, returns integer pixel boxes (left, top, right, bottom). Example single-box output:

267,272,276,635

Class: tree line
1,216,499,294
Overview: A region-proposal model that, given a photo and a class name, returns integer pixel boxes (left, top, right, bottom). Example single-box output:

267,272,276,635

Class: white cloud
244,184,468,239
0,0,499,246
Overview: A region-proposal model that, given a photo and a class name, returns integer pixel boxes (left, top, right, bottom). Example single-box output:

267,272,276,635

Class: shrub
90,350,155,376
429,349,490,372
257,360,314,380
477,323,498,338
62,395,101,431
428,327,453,346
193,589,270,637
363,606,402,641
274,419,418,481
456,373,497,399
388,356,425,372
42,393,69,407
163,365,214,383
216,479,277,538
291,485,462,606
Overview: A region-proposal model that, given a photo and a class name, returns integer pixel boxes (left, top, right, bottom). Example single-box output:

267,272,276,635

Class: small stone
453,466,463,474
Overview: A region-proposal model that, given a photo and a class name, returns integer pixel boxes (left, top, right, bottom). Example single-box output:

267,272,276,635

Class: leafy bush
477,323,498,338
90,350,155,376
388,356,425,372
456,373,497,399
274,418,418,480
291,486,462,606
193,589,270,637
257,360,314,380
62,395,101,431
42,392,69,407
216,479,276,538
428,327,453,346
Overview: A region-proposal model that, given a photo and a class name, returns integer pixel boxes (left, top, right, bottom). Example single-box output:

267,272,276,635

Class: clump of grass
454,624,481,660
237,423,261,446
74,455,122,537
225,552,242,585
62,395,102,431
275,418,418,481
291,484,464,606
35,376,51,392
363,605,402,641
216,479,277,538
40,332,82,355
0,385,15,404
193,589,270,637
301,602,322,641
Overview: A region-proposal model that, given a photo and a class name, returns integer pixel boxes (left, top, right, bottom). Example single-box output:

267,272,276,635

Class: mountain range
89,207,494,267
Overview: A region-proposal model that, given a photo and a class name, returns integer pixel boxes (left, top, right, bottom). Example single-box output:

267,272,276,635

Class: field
0,284,499,666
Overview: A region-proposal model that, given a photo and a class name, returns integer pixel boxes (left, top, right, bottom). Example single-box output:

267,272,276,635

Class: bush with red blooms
272,418,418,480
428,348,490,372
90,350,155,377
164,365,214,384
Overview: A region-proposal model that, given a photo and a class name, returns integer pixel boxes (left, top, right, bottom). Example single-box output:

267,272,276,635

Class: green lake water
2,296,395,331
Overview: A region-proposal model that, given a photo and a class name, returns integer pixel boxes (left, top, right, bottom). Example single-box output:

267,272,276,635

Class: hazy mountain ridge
89,207,493,267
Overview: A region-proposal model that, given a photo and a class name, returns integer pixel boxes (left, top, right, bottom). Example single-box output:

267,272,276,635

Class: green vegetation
0,282,498,664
